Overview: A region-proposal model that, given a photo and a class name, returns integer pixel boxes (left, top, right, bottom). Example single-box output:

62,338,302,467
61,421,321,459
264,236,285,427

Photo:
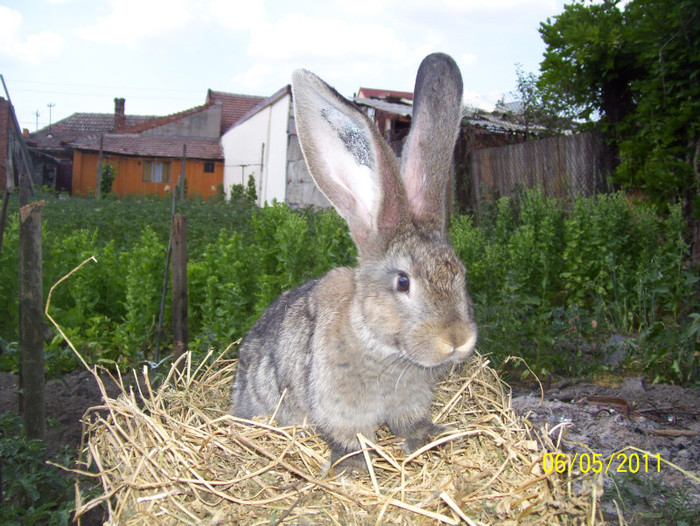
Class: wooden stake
19,200,46,441
171,214,188,368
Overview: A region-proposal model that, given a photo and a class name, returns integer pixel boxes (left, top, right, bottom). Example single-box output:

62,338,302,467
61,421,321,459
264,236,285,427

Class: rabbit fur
231,53,477,470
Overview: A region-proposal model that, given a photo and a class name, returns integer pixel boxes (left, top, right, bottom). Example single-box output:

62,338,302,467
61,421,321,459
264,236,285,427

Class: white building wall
221,92,291,206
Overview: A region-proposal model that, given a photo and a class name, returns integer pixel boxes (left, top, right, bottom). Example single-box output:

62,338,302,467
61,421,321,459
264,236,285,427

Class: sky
1,0,570,133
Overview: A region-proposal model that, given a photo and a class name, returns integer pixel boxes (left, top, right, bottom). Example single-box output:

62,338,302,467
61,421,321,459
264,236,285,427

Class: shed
221,85,331,208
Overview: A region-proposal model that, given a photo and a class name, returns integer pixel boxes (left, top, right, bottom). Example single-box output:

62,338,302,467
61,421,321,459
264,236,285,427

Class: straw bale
73,351,601,525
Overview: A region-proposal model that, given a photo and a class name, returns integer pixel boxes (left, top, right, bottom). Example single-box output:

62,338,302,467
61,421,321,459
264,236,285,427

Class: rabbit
231,52,477,471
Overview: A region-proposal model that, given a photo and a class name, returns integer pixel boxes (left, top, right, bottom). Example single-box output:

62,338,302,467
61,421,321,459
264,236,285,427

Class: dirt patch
511,378,700,522
0,368,137,455
1,369,698,523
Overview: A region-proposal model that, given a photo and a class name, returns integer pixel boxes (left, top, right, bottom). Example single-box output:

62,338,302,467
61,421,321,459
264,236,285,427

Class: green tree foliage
538,1,638,129
511,65,576,136
616,0,700,205
537,0,699,211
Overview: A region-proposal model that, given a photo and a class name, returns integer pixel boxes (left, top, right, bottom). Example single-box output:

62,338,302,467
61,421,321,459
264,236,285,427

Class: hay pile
73,351,601,525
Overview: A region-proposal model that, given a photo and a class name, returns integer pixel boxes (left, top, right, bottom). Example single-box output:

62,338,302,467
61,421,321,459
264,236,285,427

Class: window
143,160,171,183
203,161,215,173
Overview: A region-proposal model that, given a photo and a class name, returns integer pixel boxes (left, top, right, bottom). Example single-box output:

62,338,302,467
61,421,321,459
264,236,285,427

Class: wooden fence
460,131,612,210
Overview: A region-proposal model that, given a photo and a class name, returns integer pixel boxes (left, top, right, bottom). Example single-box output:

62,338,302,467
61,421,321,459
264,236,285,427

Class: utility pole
47,103,55,133
35,110,40,131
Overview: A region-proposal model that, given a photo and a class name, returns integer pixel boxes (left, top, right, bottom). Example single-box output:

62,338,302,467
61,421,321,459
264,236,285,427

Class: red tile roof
227,85,292,131
28,90,265,152
357,87,413,101
70,134,222,160
27,113,155,151
118,103,213,134
27,89,265,162
206,90,266,134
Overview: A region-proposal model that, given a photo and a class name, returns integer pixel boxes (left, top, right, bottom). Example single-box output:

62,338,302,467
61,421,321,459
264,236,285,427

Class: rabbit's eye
396,271,410,293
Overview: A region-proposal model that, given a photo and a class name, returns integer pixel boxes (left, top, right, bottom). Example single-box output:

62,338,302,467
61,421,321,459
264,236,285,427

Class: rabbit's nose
439,326,477,357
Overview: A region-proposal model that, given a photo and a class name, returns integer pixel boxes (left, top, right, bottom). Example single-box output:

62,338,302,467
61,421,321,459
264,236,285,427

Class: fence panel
464,131,609,209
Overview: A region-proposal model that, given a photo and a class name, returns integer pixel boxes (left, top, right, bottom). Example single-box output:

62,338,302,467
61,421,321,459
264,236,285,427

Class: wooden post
0,187,11,260
19,200,46,441
179,144,186,201
171,214,187,368
96,134,104,199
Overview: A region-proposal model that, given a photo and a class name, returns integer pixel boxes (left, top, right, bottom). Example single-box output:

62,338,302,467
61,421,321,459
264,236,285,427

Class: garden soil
0,369,698,524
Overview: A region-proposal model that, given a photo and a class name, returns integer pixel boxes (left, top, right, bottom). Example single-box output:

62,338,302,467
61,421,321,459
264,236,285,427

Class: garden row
0,190,697,384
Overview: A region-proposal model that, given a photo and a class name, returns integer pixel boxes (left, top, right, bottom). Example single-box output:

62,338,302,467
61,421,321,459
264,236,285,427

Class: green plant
450,189,697,383
0,413,75,525
98,163,116,197
537,0,700,232
1,190,695,385
114,226,167,363
228,174,258,205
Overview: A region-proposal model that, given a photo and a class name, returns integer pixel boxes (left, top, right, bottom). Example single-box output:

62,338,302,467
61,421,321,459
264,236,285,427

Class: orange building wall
72,151,224,199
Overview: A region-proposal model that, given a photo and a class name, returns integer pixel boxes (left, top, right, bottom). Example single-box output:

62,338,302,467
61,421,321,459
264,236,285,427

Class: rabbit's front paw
330,447,368,474
400,421,450,454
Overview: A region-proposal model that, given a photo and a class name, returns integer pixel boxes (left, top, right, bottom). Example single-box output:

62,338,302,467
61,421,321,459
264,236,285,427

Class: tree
510,64,576,137
538,0,640,165
616,0,700,207
537,0,700,248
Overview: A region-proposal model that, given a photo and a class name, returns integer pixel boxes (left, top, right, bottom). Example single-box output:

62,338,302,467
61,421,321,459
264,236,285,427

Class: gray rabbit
231,53,477,470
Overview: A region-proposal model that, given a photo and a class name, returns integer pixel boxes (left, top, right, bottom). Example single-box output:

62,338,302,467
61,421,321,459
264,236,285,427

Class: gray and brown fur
231,53,477,469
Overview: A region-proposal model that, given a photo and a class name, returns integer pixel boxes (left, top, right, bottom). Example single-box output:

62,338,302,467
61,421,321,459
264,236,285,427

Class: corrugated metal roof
463,111,546,134
352,97,413,117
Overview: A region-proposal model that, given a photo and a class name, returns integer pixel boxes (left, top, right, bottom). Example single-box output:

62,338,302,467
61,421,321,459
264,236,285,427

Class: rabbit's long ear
401,53,463,232
292,69,407,253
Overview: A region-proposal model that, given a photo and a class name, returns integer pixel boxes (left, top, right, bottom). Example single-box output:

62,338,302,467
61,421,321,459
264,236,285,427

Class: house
353,88,413,156
220,86,415,208
70,98,224,198
26,106,156,194
26,91,265,198
221,86,306,206
220,80,543,210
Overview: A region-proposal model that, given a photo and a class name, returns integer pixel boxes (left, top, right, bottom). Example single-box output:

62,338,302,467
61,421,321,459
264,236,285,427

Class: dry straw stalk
70,350,600,525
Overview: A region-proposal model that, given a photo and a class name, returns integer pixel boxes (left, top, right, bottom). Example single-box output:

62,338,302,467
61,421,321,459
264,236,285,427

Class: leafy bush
451,190,698,384
0,414,75,525
0,190,696,384
188,202,355,352
98,163,116,196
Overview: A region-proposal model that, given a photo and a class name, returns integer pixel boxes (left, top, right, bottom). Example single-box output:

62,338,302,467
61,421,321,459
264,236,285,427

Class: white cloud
459,53,478,67
234,12,436,96
232,63,275,91
0,6,65,64
442,0,555,12
338,0,555,14
210,0,265,30
75,0,192,48
248,13,409,62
